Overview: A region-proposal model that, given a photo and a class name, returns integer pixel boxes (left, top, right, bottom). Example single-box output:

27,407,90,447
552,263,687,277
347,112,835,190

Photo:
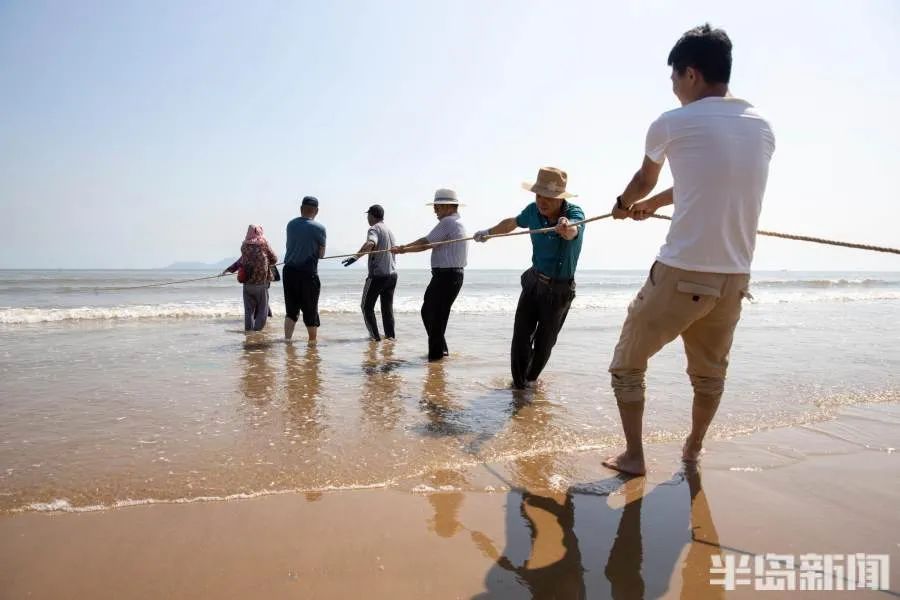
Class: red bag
237,265,247,283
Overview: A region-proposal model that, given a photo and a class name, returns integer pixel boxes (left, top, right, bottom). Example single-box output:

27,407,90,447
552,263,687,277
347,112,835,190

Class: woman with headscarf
223,225,278,331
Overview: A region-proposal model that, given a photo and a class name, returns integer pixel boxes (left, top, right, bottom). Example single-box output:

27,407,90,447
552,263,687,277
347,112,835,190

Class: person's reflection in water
239,333,276,405
426,469,468,538
360,340,404,431
420,360,468,436
679,467,724,600
475,462,724,598
284,342,324,442
481,393,584,597
604,477,646,599
506,489,586,599
594,466,724,599
474,450,588,599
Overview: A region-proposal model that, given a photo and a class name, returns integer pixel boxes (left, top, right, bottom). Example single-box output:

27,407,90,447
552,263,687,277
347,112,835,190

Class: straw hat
521,167,577,199
426,188,463,206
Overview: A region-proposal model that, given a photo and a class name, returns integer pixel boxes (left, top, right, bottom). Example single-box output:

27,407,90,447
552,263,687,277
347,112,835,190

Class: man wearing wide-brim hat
474,167,585,390
392,189,468,361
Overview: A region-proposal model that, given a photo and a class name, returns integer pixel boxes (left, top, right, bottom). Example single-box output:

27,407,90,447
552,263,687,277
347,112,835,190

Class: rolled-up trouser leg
680,270,748,407
689,375,725,408
610,368,648,407
609,262,730,406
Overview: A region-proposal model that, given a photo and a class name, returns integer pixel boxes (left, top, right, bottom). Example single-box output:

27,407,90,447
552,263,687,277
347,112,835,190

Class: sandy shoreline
1,404,898,599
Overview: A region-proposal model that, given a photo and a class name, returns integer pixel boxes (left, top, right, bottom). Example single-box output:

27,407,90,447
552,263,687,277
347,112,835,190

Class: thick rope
646,214,900,255
96,211,897,290
96,272,230,291
321,214,613,260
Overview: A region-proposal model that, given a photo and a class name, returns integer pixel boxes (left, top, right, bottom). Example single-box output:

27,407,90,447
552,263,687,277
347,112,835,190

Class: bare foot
682,437,704,463
602,451,646,476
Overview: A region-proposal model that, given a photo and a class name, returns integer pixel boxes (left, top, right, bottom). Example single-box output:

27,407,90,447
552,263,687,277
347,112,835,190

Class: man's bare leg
603,402,646,476
284,317,297,341
306,326,318,345
683,393,721,463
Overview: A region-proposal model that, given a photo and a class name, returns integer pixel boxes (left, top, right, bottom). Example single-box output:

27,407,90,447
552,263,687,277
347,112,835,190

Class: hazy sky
2,0,899,270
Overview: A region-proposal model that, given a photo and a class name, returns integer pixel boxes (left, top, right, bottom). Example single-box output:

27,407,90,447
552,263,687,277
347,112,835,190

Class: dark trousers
283,265,321,327
511,268,576,388
421,269,464,361
361,273,398,341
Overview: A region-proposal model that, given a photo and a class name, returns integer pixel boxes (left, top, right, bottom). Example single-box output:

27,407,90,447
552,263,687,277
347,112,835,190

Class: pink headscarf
244,224,266,245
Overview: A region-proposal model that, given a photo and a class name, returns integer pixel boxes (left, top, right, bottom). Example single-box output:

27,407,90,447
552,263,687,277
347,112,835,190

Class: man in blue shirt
474,167,584,389
283,196,327,344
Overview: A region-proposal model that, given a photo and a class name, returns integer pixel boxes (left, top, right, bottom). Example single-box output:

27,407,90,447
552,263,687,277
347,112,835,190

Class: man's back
647,96,775,274
285,217,326,273
366,222,397,277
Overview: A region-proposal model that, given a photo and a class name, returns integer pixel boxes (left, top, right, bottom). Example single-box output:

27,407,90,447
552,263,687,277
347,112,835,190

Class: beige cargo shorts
609,261,751,405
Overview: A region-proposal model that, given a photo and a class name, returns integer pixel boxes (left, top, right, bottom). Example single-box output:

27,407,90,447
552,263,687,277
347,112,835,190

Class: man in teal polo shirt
474,167,584,389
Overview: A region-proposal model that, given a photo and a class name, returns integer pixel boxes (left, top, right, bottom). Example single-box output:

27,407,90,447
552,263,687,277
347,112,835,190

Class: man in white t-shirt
603,24,776,476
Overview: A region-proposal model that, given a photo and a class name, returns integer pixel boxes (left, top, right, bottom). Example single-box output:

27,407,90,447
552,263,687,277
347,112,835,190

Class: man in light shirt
342,204,398,342
604,24,776,476
392,189,468,362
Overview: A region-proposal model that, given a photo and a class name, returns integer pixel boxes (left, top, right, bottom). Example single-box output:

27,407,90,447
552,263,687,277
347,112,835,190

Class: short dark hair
667,24,732,84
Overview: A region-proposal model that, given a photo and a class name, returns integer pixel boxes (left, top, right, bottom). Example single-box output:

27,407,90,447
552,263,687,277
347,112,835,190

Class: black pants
361,273,397,341
283,265,321,327
421,269,464,361
511,268,576,388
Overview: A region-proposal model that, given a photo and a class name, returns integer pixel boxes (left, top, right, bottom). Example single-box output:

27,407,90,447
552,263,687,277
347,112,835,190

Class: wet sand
1,406,897,599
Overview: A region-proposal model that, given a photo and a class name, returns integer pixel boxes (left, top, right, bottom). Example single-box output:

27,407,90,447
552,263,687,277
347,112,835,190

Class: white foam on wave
753,278,897,289
0,303,242,324
14,480,393,514
3,288,898,324
411,484,461,493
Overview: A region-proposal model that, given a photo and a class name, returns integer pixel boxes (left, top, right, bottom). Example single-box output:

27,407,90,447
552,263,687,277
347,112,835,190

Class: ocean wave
2,290,899,324
752,278,898,289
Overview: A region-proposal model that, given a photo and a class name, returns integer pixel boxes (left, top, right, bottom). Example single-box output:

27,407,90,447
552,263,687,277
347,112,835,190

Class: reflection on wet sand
360,341,404,431
679,468,725,600
470,465,724,599
239,333,276,404
474,434,589,599
420,361,469,436
604,477,645,599
284,343,325,441
426,469,468,538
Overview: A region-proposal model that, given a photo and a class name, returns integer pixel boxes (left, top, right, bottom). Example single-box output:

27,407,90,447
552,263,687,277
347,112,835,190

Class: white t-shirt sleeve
644,116,669,164
366,226,379,245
